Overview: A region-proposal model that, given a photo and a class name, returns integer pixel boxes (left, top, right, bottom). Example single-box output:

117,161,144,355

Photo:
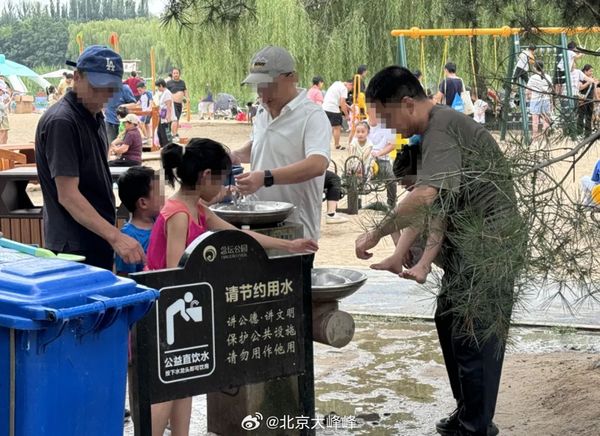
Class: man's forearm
233,141,252,163
375,186,438,238
60,192,118,245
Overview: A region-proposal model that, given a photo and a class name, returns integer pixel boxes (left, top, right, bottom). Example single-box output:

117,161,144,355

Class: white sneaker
326,213,348,224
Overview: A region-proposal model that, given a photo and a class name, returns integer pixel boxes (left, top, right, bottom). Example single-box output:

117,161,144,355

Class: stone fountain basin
311,268,367,302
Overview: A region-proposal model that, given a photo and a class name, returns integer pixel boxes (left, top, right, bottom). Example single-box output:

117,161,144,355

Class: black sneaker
436,409,499,436
435,408,460,434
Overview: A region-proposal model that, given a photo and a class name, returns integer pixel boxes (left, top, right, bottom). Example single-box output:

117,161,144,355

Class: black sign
131,230,306,404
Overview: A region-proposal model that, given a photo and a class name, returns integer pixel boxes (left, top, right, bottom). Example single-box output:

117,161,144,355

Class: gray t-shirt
35,91,115,253
418,104,520,252
419,105,511,194
418,105,525,335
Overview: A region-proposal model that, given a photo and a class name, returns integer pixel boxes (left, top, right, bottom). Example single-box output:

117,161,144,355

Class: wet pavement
124,314,600,435
339,268,600,327
124,268,600,434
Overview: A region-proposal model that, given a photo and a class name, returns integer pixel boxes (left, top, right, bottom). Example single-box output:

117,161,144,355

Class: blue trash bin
0,251,159,436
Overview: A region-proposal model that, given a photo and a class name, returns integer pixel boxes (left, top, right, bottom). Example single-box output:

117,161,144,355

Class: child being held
347,121,375,180
372,133,444,284
115,166,161,274
146,138,318,435
370,204,445,284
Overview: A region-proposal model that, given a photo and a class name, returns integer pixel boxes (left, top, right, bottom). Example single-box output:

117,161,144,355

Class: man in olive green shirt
355,66,525,436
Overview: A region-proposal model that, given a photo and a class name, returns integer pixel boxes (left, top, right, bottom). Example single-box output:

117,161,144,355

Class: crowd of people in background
5,35,596,436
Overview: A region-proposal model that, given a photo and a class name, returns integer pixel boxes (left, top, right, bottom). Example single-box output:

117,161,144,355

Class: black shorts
325,111,343,127
553,70,566,85
513,67,528,84
173,102,183,120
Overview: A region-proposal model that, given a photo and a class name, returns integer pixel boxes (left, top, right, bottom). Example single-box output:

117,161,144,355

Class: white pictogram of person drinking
166,292,203,345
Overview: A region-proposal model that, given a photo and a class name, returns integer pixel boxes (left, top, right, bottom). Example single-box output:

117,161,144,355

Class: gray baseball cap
242,46,295,85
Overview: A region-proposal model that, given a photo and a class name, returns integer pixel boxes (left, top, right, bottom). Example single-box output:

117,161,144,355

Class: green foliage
0,17,70,68
156,0,599,106
67,19,174,77
0,0,149,23
0,0,151,71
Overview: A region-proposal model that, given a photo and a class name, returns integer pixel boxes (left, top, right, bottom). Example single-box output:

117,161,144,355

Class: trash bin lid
0,248,143,329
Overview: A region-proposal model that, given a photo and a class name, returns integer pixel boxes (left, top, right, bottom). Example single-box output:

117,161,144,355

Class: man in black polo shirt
166,67,189,139
35,45,145,270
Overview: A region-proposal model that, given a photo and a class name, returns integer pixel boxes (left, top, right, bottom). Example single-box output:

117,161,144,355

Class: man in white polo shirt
233,46,331,253
322,79,353,150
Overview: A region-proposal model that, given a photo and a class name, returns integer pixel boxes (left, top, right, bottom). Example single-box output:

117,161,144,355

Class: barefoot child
371,209,445,284
146,138,318,436
371,146,445,284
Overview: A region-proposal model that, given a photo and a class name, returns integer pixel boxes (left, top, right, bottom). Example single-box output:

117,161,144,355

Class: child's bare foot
370,255,403,274
399,263,430,284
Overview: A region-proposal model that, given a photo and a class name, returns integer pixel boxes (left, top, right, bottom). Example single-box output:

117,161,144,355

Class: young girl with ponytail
146,138,318,435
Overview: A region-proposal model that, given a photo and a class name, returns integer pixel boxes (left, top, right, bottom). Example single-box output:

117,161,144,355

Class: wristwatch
264,170,274,187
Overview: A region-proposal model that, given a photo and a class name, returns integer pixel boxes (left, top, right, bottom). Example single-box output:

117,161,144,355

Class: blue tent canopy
0,54,40,77
0,54,51,92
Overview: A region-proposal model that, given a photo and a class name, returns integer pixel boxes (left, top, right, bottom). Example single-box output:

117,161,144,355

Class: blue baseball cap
66,45,123,89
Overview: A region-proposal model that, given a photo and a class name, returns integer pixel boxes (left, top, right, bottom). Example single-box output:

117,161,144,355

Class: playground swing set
339,26,600,215
391,26,600,143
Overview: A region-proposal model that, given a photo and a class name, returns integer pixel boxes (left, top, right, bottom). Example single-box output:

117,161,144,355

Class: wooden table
0,166,134,246
0,143,36,164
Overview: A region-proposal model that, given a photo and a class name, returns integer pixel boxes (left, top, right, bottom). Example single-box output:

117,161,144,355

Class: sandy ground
6,113,600,436
497,352,600,436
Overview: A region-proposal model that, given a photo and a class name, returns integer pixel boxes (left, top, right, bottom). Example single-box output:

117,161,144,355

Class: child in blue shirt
115,166,161,273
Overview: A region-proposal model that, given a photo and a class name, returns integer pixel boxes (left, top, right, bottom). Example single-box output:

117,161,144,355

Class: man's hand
287,239,319,254
235,171,264,196
111,233,146,265
355,230,380,259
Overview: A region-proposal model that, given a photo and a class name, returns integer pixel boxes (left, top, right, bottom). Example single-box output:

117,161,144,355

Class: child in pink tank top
146,198,208,269
147,138,319,436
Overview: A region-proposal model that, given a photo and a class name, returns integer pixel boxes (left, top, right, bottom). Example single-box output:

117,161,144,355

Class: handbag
444,78,469,114
459,78,474,115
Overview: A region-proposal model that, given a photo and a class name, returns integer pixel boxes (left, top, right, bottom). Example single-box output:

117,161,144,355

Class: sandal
335,145,346,150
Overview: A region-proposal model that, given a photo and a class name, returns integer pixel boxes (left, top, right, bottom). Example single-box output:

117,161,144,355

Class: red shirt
125,77,142,96
122,127,143,163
